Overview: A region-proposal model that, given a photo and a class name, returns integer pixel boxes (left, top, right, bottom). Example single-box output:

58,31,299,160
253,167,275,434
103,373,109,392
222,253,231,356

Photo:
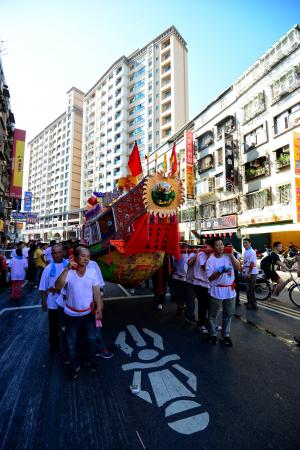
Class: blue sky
1,0,299,142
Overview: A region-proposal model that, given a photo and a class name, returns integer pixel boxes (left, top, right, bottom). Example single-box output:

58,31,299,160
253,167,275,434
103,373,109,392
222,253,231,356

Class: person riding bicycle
260,241,292,300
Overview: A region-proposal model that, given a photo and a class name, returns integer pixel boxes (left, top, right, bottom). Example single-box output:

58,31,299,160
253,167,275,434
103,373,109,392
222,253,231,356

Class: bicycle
252,271,300,307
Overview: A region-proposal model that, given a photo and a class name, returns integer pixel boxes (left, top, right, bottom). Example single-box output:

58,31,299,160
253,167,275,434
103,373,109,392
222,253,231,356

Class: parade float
81,143,184,287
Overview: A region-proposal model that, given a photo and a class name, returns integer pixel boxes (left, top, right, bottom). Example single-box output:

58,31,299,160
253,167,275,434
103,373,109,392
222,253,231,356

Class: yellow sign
296,177,300,223
13,139,25,187
0,219,4,232
294,132,300,176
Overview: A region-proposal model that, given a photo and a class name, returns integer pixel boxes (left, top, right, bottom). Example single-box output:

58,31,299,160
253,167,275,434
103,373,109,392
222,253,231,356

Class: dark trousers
35,266,44,287
57,306,69,360
246,274,257,307
193,284,210,326
65,313,96,369
185,282,195,320
171,278,186,308
48,309,59,351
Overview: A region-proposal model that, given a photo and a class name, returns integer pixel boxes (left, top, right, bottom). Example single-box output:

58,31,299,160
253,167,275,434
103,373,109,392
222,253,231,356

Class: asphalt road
0,283,300,450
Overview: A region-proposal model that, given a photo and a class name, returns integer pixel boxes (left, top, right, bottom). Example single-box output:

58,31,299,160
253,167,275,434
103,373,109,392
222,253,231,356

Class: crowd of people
0,236,298,379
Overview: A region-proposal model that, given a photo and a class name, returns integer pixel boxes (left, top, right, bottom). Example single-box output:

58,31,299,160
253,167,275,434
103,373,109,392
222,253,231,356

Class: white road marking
172,364,197,391
136,431,146,449
142,328,164,350
122,354,180,371
117,284,132,297
115,331,133,356
165,399,200,417
127,325,147,347
167,412,209,435
0,305,40,316
149,369,195,407
132,371,152,403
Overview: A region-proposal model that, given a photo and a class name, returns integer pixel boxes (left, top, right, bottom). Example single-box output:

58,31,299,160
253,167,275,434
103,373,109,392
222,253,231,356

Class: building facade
81,26,188,205
24,87,84,241
0,56,15,240
152,25,300,251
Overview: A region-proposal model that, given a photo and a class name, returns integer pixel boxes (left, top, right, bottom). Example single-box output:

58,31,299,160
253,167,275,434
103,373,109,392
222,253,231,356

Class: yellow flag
163,153,167,173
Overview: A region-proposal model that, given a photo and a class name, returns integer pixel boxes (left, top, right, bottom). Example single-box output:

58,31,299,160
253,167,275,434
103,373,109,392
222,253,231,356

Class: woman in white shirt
10,248,28,300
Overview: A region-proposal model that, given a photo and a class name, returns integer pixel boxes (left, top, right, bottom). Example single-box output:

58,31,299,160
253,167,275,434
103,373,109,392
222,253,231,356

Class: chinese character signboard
11,211,37,223
23,191,32,212
200,215,237,230
296,177,300,223
10,129,26,198
185,130,194,200
225,136,235,192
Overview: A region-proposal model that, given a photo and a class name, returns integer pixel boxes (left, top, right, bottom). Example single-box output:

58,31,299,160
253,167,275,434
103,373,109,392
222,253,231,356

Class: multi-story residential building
0,56,15,240
81,25,188,205
24,87,84,241
152,24,300,251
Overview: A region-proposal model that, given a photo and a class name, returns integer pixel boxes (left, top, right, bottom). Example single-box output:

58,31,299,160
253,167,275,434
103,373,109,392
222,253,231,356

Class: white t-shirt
87,260,105,287
243,248,258,275
44,246,54,264
39,262,67,309
185,252,196,284
10,257,28,281
206,254,236,300
64,267,99,317
12,248,28,258
193,252,209,288
172,254,188,281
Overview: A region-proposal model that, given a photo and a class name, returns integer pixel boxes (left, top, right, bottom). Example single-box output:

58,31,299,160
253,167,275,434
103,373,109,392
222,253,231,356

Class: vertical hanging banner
23,191,32,211
185,130,194,200
225,136,235,192
10,129,26,198
293,131,300,176
294,132,300,222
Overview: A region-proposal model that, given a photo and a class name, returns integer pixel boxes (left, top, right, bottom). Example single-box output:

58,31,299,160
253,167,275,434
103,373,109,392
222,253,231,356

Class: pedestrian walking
34,242,46,287
39,244,69,354
242,238,258,310
9,248,28,300
171,244,189,316
206,237,241,346
0,248,7,289
184,247,197,325
55,246,103,380
192,246,211,334
152,254,172,310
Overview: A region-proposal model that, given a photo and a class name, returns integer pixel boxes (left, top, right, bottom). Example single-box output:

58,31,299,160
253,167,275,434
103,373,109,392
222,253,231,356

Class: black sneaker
70,366,80,380
185,317,198,325
221,336,233,346
208,336,218,345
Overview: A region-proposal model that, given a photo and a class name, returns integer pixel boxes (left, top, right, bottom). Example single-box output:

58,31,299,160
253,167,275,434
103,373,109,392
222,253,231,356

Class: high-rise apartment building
81,26,188,204
153,24,300,250
25,87,84,241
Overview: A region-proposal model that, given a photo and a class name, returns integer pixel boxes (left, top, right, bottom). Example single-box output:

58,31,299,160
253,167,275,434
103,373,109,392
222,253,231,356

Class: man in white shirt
206,237,241,346
39,244,68,353
55,246,103,379
190,246,211,334
242,239,258,310
172,244,189,316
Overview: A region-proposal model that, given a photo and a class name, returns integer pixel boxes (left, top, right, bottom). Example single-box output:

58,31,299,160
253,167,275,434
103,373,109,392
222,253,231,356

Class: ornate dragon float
82,173,184,287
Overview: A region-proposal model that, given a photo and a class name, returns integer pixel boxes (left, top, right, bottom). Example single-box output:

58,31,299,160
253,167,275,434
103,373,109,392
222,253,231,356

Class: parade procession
1,5,300,450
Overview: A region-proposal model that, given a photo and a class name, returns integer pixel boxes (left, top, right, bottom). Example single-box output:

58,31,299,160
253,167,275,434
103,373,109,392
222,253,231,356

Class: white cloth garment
193,252,209,288
39,262,67,309
206,254,236,300
64,267,99,317
243,247,258,275
172,253,189,281
44,246,54,263
10,257,28,281
87,260,105,287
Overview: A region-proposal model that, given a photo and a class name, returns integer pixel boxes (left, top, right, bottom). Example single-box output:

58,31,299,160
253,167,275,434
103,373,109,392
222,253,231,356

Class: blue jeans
209,296,236,337
65,313,96,369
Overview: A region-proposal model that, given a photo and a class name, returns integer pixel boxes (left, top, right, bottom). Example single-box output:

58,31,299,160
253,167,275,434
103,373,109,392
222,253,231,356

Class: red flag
128,142,142,177
169,142,178,175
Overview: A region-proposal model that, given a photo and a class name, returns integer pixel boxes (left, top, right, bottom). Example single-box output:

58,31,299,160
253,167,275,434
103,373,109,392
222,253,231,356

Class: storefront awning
241,223,300,235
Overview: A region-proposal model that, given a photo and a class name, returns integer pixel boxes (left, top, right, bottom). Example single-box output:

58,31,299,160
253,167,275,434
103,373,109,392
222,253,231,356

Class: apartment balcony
161,52,171,65
161,115,172,130
244,156,270,182
161,76,171,90
276,152,290,170
197,178,216,201
161,64,171,76
161,90,172,103
160,39,170,53
161,101,171,116
161,127,172,140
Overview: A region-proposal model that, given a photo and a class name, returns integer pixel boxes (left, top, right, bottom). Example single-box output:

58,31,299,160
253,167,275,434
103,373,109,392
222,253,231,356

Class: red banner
10,129,26,198
124,213,180,259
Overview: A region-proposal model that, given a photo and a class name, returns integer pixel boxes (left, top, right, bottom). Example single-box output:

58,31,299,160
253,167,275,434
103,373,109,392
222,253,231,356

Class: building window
274,102,300,134
244,123,268,152
246,189,272,209
271,65,300,102
243,92,265,123
216,148,223,166
244,156,270,181
219,198,237,216
197,131,214,151
275,144,290,169
197,155,214,174
200,203,216,219
277,183,292,203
